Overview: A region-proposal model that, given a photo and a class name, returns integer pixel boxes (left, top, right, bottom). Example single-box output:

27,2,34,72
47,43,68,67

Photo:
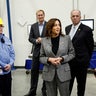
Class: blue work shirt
0,34,15,75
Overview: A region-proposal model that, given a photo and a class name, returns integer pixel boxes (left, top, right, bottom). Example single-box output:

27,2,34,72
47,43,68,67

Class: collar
0,33,4,38
38,21,45,25
72,22,81,29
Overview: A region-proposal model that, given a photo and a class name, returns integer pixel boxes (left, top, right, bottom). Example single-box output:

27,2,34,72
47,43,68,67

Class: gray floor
12,69,96,96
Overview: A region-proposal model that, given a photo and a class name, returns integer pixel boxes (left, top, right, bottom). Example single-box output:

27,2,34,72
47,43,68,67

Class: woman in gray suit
40,18,75,96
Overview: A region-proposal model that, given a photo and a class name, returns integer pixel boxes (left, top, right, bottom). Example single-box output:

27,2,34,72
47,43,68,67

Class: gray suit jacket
40,35,75,82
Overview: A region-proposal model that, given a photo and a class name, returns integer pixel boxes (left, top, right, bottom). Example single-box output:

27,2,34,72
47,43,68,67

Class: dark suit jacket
65,23,94,67
29,21,47,57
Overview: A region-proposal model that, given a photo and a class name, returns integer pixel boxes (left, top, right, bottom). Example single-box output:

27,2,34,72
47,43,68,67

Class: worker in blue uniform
0,18,15,96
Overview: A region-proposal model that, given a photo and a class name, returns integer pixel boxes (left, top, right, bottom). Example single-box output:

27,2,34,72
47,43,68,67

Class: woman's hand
48,57,64,65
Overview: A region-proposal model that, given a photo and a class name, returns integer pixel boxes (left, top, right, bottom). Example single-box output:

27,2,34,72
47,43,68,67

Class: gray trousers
45,74,70,96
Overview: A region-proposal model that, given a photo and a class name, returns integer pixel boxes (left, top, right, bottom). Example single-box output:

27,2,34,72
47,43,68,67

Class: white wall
0,0,9,37
79,0,96,41
0,0,96,66
10,0,72,66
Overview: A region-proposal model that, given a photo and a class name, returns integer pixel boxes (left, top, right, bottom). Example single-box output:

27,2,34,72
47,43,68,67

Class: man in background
24,10,47,96
0,18,15,96
65,9,94,96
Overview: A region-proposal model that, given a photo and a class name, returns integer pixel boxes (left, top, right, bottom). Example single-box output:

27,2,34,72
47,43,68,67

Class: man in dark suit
65,9,94,96
24,10,47,96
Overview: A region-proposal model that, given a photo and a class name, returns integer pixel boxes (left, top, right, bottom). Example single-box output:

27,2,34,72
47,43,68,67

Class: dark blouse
51,36,60,55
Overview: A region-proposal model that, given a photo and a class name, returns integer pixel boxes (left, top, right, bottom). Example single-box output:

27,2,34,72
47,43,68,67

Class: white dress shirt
38,21,45,36
69,22,81,40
